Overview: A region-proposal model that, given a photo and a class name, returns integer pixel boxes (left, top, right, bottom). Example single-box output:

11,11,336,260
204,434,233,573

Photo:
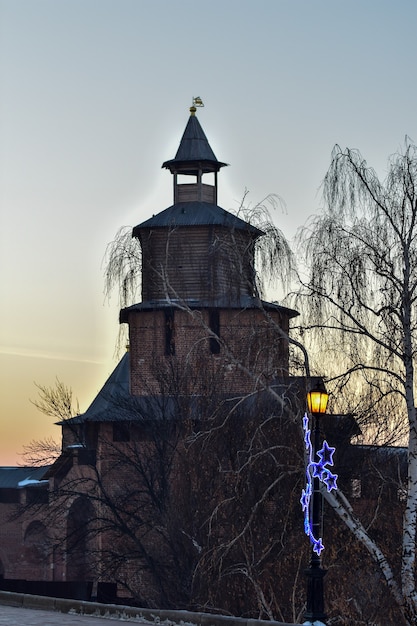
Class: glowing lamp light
307,387,329,415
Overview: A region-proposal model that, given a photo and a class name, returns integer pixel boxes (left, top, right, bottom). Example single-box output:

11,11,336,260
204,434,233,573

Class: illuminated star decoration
300,413,338,555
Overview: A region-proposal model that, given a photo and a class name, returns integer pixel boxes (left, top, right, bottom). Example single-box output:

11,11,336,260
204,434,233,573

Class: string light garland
300,413,338,555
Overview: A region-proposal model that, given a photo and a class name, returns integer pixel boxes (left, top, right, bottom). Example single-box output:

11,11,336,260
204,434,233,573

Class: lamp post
304,383,329,625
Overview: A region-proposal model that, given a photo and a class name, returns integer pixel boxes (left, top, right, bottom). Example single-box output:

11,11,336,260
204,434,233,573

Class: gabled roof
133,201,263,236
162,113,227,173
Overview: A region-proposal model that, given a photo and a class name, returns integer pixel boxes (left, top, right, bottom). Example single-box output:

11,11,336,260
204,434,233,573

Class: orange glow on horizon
0,352,115,467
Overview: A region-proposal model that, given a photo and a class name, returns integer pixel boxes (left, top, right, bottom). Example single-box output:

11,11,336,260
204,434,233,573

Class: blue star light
301,413,338,553
300,489,309,512
313,537,325,556
323,471,338,492
317,441,335,466
311,462,326,480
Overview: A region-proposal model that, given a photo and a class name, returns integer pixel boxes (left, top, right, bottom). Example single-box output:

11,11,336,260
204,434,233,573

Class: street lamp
307,387,329,416
304,383,329,625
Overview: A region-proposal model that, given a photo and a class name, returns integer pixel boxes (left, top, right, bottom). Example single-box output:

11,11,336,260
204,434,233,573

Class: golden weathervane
190,96,204,114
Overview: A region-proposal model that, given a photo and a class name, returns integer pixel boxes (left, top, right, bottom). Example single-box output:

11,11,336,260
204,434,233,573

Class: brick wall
128,306,290,397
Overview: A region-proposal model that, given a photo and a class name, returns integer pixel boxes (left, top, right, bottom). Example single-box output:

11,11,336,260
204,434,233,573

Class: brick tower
120,105,298,397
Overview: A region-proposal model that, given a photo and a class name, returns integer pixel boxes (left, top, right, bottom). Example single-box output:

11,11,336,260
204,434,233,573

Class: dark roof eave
133,202,264,236
120,297,299,324
162,158,228,173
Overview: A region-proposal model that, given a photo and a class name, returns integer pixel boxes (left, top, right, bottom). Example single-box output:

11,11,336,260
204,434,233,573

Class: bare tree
43,374,308,617
103,225,142,310
20,436,61,467
295,140,417,624
19,379,80,466
31,378,79,421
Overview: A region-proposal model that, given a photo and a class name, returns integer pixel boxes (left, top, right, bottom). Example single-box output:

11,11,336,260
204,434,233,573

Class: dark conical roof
162,112,227,173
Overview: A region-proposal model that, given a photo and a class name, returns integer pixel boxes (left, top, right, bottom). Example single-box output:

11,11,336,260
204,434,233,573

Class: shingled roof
133,201,264,235
162,112,227,173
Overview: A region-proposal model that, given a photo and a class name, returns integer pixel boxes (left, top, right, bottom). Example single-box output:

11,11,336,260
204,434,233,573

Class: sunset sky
1,0,416,465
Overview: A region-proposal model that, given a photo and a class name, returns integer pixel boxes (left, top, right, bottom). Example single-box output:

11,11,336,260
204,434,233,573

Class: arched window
24,521,50,577
66,496,95,580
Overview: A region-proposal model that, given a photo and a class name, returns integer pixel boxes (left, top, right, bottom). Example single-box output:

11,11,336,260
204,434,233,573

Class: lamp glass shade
307,388,329,414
